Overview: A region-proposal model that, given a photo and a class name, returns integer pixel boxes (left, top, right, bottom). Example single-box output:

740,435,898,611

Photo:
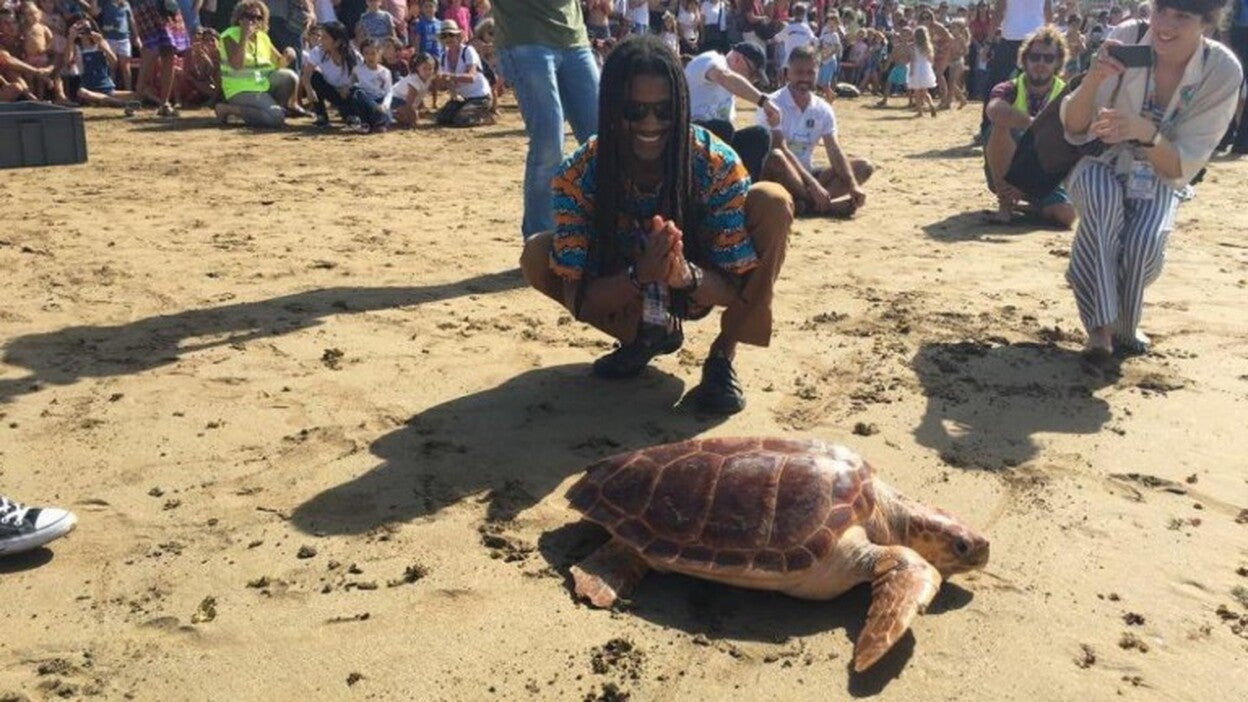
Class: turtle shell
566,437,876,574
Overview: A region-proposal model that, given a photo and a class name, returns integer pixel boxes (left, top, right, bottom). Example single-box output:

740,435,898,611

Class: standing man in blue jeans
494,1,601,240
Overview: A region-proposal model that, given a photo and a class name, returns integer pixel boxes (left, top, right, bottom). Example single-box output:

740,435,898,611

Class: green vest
1012,73,1065,117
219,26,277,101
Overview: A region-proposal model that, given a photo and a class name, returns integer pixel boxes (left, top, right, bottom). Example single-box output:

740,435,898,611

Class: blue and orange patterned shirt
550,126,758,282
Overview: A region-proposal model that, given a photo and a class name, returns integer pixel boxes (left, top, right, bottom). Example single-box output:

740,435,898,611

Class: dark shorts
695,119,770,181
983,123,1071,208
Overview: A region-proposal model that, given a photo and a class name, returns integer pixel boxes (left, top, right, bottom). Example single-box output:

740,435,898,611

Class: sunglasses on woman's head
622,100,674,123
1025,52,1058,64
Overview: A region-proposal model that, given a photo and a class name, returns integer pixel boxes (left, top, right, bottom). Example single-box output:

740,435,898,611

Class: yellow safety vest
1012,73,1065,117
218,26,276,100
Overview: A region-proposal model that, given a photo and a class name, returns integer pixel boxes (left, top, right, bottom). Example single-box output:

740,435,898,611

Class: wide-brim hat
439,19,462,37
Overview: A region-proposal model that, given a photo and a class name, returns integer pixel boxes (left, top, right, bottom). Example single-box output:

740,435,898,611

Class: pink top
443,4,473,42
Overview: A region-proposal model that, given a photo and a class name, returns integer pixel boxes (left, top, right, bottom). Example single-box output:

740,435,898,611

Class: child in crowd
352,38,393,132
93,0,134,90
858,29,887,94
816,11,841,102
356,0,397,46
408,0,440,59
380,36,410,80
778,2,814,68
176,25,217,107
62,16,138,110
390,49,435,127
441,0,470,42
384,0,406,42
18,1,61,100
908,25,937,117
947,18,969,108
659,11,679,55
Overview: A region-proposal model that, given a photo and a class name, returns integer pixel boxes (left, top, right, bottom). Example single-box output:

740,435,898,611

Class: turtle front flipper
570,538,651,609
853,545,942,672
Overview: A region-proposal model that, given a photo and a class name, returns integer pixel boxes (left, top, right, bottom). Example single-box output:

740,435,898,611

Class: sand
1,100,1246,701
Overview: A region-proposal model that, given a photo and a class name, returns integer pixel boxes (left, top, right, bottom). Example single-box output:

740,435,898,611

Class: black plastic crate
0,102,88,169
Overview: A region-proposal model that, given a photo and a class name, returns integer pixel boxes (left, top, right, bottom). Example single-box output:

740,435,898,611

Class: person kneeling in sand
520,34,794,416
755,45,874,218
983,25,1077,228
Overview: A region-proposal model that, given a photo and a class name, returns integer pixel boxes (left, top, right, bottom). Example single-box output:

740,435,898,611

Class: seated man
520,34,794,416
983,25,1077,228
685,41,781,181
756,45,874,217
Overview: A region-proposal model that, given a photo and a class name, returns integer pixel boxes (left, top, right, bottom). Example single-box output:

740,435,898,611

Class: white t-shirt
391,73,430,104
352,63,393,103
756,86,837,171
1000,0,1047,41
700,1,725,29
313,0,337,23
779,21,816,66
685,51,735,123
307,46,362,89
440,44,491,99
623,0,649,27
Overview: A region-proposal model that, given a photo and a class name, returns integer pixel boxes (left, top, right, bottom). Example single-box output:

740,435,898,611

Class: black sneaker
694,355,746,415
592,322,683,379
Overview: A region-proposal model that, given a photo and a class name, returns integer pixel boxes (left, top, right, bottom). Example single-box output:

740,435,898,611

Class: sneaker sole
0,511,78,556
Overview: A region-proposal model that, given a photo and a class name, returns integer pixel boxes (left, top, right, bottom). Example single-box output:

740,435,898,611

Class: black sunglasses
1025,52,1058,64
241,13,263,21
622,100,674,122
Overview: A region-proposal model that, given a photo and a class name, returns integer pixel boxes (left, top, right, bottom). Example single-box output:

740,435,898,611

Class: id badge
1127,160,1156,201
254,70,264,83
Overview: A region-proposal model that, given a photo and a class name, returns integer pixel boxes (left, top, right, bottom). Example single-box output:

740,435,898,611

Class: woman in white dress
908,25,938,117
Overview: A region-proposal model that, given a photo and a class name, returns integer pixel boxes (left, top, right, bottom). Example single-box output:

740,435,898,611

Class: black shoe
694,355,745,415
592,323,683,379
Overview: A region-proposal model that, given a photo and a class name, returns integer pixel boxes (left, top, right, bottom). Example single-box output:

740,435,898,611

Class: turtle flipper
853,546,942,672
570,538,650,608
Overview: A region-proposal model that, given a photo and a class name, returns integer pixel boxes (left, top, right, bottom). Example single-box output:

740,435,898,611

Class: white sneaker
0,495,78,556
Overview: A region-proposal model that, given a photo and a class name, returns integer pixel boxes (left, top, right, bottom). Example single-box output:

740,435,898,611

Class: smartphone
1108,44,1153,69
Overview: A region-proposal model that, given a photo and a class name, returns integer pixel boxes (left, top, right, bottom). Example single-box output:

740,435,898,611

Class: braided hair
579,34,696,316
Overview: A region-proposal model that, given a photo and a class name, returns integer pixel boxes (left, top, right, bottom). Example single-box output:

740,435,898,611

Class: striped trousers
1066,159,1179,340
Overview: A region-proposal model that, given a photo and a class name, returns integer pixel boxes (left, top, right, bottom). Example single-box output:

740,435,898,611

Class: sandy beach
1,100,1246,701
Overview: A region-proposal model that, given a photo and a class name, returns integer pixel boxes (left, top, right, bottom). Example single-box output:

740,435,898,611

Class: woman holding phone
1059,0,1242,360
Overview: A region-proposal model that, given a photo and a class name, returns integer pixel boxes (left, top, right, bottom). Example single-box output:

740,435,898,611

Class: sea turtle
565,437,990,672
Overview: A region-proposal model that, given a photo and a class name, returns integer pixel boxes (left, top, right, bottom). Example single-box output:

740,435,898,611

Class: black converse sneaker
0,495,78,556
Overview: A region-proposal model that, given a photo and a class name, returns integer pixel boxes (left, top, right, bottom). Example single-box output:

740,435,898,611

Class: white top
779,21,816,66
756,86,837,171
1000,0,1047,41
685,51,735,123
699,1,724,29
440,44,491,99
391,73,431,104
307,46,361,89
625,0,649,26
352,63,393,103
313,0,337,24
677,6,699,41
818,26,842,63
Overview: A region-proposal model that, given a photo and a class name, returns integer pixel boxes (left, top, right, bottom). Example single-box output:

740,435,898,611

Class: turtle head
887,495,990,577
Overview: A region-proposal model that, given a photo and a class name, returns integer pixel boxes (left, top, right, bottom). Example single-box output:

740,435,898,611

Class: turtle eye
953,538,970,556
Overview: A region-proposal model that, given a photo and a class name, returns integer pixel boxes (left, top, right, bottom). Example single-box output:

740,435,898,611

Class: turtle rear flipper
570,538,651,608
853,546,942,672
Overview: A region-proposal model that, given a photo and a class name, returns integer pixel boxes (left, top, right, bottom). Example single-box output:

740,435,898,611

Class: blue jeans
498,44,600,239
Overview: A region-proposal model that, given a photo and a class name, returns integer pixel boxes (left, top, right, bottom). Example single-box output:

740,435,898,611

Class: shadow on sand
913,340,1118,469
537,521,976,695
0,269,524,403
291,363,728,533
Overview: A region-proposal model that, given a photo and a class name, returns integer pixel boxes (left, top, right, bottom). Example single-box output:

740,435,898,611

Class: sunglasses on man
622,100,674,122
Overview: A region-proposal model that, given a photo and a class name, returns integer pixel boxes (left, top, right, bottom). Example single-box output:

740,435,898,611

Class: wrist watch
676,263,702,292
627,264,643,290
757,94,769,107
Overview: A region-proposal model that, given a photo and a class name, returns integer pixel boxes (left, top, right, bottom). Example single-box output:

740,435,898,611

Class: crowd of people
2,1,1246,559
